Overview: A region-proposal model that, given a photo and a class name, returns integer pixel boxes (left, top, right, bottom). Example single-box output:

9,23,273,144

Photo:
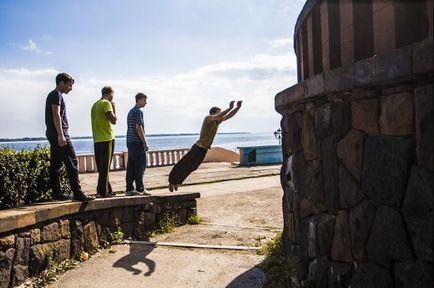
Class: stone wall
0,194,198,288
276,0,433,287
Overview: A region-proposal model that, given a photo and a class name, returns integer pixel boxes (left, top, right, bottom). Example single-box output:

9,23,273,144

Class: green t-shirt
196,115,220,149
91,99,114,143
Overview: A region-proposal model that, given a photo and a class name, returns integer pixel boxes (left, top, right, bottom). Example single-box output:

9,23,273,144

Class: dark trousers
94,140,115,196
48,137,82,195
126,142,147,192
169,144,207,185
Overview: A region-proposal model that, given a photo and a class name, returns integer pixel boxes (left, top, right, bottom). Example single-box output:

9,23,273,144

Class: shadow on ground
112,244,156,276
225,265,265,288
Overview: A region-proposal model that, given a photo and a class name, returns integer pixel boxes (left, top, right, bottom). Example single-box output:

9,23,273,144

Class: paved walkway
48,164,283,288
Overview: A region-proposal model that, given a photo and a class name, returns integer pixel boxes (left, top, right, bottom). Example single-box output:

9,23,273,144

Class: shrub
0,146,71,209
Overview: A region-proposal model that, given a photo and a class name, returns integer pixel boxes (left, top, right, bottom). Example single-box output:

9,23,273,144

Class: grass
258,231,291,288
155,212,177,234
27,259,78,288
187,213,203,225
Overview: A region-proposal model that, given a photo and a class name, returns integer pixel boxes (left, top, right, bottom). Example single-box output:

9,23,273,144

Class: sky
0,0,306,138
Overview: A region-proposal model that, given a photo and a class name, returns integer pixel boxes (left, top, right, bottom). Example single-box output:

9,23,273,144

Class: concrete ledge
0,193,200,235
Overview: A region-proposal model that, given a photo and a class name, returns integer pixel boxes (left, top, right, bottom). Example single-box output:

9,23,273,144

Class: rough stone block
328,262,352,288
83,221,99,252
41,222,61,242
394,262,434,288
324,65,354,93
322,136,338,214
13,237,30,266
12,264,28,287
0,248,15,288
375,46,412,82
349,201,376,261
302,109,319,161
415,84,433,170
315,103,333,138
301,159,326,217
307,257,329,287
53,239,70,263
380,92,414,135
70,220,84,259
339,165,364,209
331,100,351,140
354,57,375,86
29,243,54,276
337,129,365,181
381,84,413,96
331,210,352,263
317,214,336,257
284,112,303,153
59,219,70,239
367,206,415,267
413,38,433,74
402,165,433,262
349,263,392,288
362,136,411,207
30,229,40,245
0,235,15,248
304,73,324,99
352,98,379,135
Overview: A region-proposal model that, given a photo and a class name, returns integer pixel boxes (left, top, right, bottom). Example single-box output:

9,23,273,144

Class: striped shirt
126,106,144,144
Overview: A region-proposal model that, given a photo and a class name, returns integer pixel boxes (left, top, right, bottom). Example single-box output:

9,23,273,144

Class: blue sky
0,0,305,138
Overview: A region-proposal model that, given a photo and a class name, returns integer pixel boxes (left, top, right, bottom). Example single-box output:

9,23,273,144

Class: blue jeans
126,142,147,192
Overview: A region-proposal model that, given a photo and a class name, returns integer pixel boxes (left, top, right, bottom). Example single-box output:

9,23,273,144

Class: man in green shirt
91,86,117,197
168,100,242,192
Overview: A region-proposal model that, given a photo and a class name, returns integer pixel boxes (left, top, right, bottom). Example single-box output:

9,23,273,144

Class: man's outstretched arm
221,100,242,122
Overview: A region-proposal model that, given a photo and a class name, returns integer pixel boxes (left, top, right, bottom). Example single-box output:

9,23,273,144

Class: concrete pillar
373,1,395,54
321,0,330,71
340,0,354,66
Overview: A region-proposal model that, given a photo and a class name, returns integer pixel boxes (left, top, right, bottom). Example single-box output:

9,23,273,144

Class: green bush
0,146,71,209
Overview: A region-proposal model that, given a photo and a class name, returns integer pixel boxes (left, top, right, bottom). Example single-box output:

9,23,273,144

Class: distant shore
0,132,250,143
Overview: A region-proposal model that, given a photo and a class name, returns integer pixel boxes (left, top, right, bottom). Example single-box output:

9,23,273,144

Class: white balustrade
76,148,191,173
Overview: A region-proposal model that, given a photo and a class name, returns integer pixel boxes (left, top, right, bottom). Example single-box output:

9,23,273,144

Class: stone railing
77,148,190,173
0,193,200,288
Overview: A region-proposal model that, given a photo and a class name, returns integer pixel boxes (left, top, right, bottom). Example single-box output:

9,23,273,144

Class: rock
351,99,379,135
349,263,392,288
29,243,54,276
338,165,364,209
143,212,156,231
31,229,41,245
331,210,352,262
367,205,414,267
413,38,433,74
317,214,336,257
315,103,333,138
59,219,70,239
41,222,61,242
307,257,329,288
375,45,412,82
83,221,99,253
402,165,433,261
394,262,434,288
301,159,326,217
0,248,15,288
380,92,414,135
12,264,28,287
349,201,376,261
13,237,30,265
303,109,319,161
361,136,411,207
328,262,352,288
0,235,15,248
337,129,365,181
53,239,71,263
285,112,303,153
322,136,338,214
414,84,433,170
331,101,351,140
70,220,84,259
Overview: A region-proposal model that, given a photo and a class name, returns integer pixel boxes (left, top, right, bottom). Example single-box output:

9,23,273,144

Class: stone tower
275,0,433,287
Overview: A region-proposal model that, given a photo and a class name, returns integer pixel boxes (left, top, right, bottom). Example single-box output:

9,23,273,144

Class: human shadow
112,244,156,276
225,265,265,288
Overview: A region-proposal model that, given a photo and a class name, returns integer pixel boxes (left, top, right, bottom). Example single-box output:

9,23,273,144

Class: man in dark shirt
45,72,93,201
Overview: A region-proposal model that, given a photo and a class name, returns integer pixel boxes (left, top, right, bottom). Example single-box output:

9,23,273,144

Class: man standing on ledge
125,93,149,195
168,100,242,192
45,72,93,201
91,86,117,198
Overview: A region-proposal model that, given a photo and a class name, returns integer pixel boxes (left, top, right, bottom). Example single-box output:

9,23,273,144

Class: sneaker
174,185,179,191
52,192,71,201
125,190,141,196
168,183,174,192
137,188,151,196
73,192,95,201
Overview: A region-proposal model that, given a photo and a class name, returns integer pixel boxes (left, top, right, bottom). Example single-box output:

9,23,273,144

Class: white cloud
8,40,53,55
0,51,297,138
270,37,293,48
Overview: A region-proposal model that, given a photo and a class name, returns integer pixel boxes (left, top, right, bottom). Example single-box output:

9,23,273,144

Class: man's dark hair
101,86,114,96
209,107,220,115
135,93,147,103
55,73,74,86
